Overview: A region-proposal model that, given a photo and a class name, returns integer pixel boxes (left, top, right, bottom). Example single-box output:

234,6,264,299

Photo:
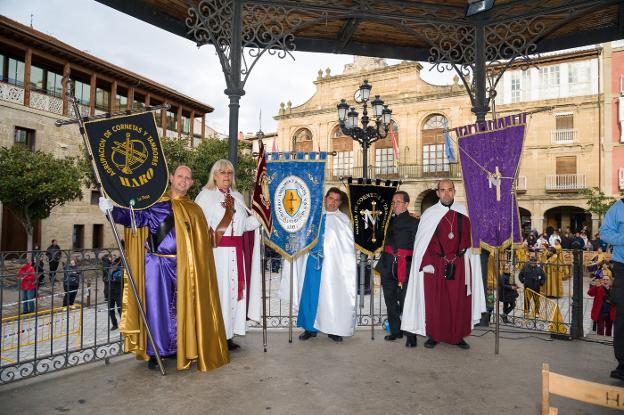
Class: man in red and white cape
401,179,486,349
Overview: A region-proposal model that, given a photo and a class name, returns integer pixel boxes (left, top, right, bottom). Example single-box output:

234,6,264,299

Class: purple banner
457,114,525,249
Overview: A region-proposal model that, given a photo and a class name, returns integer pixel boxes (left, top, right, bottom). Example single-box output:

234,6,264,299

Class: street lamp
336,80,392,180
336,80,393,314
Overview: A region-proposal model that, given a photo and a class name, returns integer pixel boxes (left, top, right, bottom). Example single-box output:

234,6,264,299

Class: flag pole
289,258,294,343
58,92,166,375
260,230,268,352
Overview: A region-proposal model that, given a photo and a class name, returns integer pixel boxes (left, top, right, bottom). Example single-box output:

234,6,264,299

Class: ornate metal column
185,0,297,167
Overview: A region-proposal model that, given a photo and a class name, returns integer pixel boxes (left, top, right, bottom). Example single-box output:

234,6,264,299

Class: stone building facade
270,49,610,235
0,16,215,251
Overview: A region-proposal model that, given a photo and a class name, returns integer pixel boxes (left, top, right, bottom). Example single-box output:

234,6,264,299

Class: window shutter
556,156,576,175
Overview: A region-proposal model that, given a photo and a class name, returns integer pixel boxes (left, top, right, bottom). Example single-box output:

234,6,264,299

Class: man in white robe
285,187,357,342
195,160,261,350
401,180,486,347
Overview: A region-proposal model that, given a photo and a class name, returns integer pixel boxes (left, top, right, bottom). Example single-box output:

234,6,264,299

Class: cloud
1,0,453,135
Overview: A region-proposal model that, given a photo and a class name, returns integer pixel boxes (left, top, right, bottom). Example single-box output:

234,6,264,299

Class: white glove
422,265,435,274
99,197,114,214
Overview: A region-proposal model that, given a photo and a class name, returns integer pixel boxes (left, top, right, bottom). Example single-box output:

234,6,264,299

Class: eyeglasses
218,170,234,176
392,200,407,205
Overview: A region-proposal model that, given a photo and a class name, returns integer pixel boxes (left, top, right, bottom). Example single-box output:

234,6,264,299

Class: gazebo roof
95,0,623,62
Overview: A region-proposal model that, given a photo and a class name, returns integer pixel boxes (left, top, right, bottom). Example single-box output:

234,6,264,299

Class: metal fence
484,248,609,339
1,246,606,384
0,249,123,384
256,255,387,330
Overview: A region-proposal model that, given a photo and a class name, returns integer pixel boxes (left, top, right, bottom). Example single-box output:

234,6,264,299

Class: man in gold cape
103,165,229,371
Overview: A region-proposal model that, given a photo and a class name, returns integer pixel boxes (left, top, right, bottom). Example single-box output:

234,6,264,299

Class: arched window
292,128,313,152
374,120,399,176
330,125,354,178
421,114,450,175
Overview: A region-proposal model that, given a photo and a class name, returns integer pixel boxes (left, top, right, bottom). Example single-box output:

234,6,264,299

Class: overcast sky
0,0,454,135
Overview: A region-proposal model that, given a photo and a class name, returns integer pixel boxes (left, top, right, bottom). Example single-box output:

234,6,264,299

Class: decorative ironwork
30,92,63,115
0,82,25,105
186,0,306,89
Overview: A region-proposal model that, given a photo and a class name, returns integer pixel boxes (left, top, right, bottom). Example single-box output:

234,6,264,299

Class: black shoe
501,314,509,324
147,356,159,370
227,339,241,350
405,335,417,348
384,333,403,341
457,339,470,350
424,338,438,349
328,334,343,342
611,370,624,381
111,325,118,331
298,331,317,341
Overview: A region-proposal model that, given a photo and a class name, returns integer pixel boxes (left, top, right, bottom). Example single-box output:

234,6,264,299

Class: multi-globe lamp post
336,79,392,180
336,80,393,316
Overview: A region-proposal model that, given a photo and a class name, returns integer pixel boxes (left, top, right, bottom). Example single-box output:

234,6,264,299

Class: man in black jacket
379,191,419,347
519,255,546,316
46,240,61,285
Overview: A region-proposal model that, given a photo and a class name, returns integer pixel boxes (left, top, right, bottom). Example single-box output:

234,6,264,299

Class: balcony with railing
550,129,577,145
0,81,25,105
29,90,63,115
326,163,462,181
545,174,586,191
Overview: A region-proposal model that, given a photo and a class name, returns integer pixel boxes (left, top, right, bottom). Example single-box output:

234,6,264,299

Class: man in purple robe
99,165,229,372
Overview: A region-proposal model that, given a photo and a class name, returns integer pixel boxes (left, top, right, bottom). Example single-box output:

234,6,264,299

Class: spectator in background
519,255,546,316
101,254,112,301
46,239,61,285
572,232,585,250
63,258,81,306
588,275,615,336
31,244,45,288
17,261,36,313
560,231,573,249
498,267,518,323
105,255,123,330
535,233,549,251
548,230,561,247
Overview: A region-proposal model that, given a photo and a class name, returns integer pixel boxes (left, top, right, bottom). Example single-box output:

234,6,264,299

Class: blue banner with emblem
265,152,327,261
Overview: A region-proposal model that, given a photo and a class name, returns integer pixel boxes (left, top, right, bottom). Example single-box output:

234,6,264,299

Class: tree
0,145,83,251
579,187,617,226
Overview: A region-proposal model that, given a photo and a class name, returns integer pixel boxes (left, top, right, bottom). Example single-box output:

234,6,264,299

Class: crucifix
360,200,382,242
488,166,502,202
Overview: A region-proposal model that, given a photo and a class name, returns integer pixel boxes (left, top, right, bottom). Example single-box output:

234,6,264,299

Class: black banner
346,179,399,256
83,112,168,209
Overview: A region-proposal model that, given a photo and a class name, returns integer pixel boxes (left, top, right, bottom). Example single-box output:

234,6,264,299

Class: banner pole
369,257,375,340
495,247,500,355
59,93,166,375
289,258,294,343
261,230,268,352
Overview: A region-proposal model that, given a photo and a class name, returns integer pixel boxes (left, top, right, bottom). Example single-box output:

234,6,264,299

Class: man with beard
402,180,486,349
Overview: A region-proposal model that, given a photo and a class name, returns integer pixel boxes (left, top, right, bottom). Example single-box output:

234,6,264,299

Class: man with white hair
195,159,262,351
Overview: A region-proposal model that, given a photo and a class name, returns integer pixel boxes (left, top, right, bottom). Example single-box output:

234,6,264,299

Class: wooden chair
542,363,624,414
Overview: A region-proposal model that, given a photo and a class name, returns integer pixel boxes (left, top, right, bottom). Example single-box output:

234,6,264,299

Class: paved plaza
0,327,620,415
